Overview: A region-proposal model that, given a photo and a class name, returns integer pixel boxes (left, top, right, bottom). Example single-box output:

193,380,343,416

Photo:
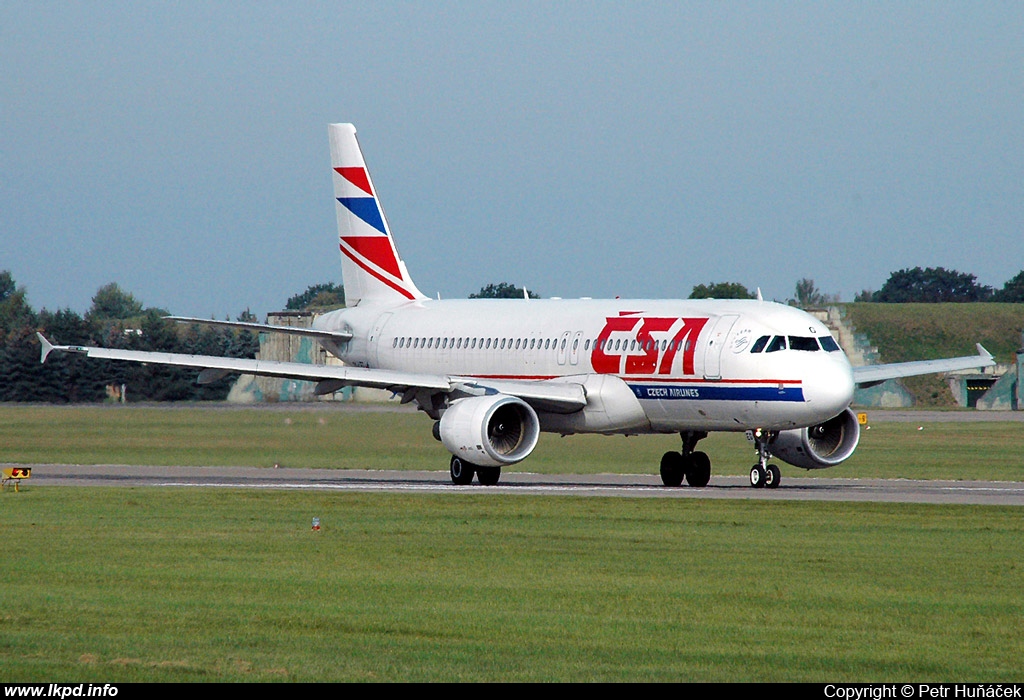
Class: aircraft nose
803,356,855,418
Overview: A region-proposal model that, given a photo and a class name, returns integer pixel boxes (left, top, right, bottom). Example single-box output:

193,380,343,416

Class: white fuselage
313,297,856,435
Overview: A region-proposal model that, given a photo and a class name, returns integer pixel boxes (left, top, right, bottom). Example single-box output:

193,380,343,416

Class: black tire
476,466,501,486
685,451,711,488
660,451,685,487
450,455,475,485
749,464,766,488
765,464,781,489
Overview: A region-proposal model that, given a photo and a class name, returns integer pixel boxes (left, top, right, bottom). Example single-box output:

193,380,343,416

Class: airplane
38,123,996,489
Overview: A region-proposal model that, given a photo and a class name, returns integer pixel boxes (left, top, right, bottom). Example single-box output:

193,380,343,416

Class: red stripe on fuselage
445,373,800,385
620,376,802,385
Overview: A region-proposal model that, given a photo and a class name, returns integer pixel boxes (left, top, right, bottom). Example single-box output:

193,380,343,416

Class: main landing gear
660,431,712,488
449,455,501,486
748,428,781,489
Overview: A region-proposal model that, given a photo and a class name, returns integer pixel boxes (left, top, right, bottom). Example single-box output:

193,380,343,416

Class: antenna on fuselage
756,288,763,301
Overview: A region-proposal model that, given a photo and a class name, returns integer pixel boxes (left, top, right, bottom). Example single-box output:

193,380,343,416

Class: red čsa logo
590,313,708,375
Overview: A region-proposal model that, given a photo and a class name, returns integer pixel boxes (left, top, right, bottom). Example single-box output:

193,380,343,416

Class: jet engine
772,407,861,470
439,395,541,467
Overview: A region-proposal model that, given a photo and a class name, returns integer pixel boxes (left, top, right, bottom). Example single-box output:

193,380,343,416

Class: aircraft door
369,312,393,366
569,331,584,365
556,331,571,366
703,314,738,380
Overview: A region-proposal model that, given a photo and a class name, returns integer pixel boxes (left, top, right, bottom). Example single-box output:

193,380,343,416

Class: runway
14,463,1024,506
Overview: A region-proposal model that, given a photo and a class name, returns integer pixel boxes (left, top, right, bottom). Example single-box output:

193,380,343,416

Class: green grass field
2,404,1023,682
3,489,1023,682
841,303,1024,366
3,404,1023,482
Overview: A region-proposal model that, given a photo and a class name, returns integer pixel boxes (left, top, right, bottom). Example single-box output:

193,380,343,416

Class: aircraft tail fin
329,123,426,306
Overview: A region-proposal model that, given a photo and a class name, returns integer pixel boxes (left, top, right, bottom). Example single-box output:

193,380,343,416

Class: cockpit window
819,336,841,352
765,336,787,353
750,335,770,353
788,336,820,352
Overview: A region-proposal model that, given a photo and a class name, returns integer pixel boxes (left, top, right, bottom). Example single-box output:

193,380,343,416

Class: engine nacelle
439,395,541,467
772,407,861,470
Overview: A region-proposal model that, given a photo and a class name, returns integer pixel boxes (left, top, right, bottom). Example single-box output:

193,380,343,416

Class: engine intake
439,395,541,467
772,408,860,470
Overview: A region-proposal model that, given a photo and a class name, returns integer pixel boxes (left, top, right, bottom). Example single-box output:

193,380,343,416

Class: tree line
5,267,1024,404
856,268,1024,303
691,268,1024,305
0,272,259,403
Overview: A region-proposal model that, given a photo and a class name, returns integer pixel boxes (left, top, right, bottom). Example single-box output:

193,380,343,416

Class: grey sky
3,2,1022,319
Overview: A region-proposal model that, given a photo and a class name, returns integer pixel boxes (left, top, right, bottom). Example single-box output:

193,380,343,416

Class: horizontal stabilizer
166,316,352,342
852,344,995,388
197,368,233,385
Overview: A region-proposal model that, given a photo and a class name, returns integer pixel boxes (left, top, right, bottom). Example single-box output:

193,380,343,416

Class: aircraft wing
36,334,587,412
165,316,353,342
37,333,447,392
852,344,995,388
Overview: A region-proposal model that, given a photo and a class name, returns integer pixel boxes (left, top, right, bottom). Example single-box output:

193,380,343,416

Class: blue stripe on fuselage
629,384,805,402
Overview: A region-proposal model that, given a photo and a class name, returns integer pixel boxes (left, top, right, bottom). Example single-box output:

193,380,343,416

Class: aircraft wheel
476,466,501,486
450,455,475,485
765,464,781,489
749,464,766,488
685,451,711,488
660,451,685,487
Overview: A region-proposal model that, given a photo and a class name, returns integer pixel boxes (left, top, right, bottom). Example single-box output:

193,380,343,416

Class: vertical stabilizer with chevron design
329,123,427,306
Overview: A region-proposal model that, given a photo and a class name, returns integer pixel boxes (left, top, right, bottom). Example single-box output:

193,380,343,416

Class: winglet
37,333,56,364
977,343,993,361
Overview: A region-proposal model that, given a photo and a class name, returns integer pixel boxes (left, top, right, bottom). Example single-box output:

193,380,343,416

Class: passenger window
766,336,787,353
750,336,770,353
789,336,819,352
819,336,841,352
